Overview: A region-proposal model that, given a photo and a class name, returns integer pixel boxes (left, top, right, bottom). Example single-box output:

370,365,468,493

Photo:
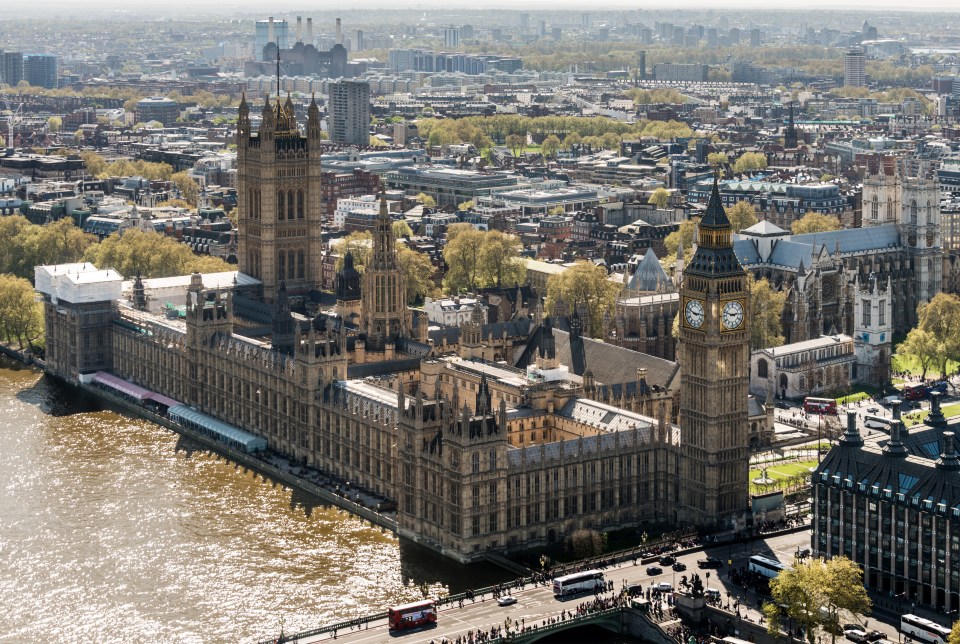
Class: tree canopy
725,200,758,233
664,218,698,259
791,212,842,235
948,619,960,644
442,225,524,293
0,216,95,281
750,275,786,351
544,261,620,339
332,231,436,304
648,187,670,209
732,151,768,174
82,229,231,278
0,274,44,350
915,293,960,376
171,171,199,205
763,556,871,644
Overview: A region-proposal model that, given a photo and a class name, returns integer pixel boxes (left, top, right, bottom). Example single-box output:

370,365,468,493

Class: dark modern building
24,54,57,89
135,96,180,127
2,51,23,86
813,399,960,613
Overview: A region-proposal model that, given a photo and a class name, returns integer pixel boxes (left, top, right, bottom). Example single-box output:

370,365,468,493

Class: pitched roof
740,220,788,237
551,328,680,390
627,248,672,293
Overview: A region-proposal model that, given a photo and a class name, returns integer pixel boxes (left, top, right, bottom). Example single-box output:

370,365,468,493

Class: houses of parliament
36,97,753,563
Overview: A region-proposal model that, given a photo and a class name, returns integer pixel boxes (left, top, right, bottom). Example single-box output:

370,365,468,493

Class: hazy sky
10,0,960,11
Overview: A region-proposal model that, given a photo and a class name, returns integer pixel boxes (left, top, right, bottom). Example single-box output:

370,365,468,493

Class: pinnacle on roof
700,171,731,228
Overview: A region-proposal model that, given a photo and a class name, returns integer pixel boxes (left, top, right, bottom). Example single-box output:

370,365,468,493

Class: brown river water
0,358,507,643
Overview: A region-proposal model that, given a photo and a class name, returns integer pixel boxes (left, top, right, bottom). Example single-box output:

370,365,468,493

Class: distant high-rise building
520,13,530,30
443,27,460,48
538,20,547,38
844,47,866,87
581,13,590,30
255,17,289,62
706,28,718,47
354,29,364,51
2,51,23,87
328,80,370,147
638,50,647,80
728,28,740,45
750,28,761,47
23,54,57,89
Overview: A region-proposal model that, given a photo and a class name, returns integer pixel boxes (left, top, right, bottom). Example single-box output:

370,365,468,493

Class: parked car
775,401,790,409
658,555,676,566
672,561,686,572
626,584,644,598
844,629,869,643
497,595,517,607
655,582,673,592
646,566,663,576
863,631,885,642
866,406,879,413
697,557,722,569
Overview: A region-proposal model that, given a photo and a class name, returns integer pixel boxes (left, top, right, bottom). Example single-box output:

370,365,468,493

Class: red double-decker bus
903,384,927,401
388,600,437,631
803,397,837,415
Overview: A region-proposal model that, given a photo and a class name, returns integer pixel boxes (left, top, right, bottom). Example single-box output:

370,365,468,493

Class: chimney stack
296,16,302,43
268,17,275,44
306,18,314,44
336,18,342,45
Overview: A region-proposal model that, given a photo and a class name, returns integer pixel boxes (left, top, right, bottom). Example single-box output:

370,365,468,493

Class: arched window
297,190,304,219
472,452,480,473
779,373,788,392
297,250,305,278
910,199,918,225
757,359,768,379
277,191,285,220
886,197,893,221
288,190,295,220
278,252,285,278
870,196,878,220
926,201,933,224
288,250,295,279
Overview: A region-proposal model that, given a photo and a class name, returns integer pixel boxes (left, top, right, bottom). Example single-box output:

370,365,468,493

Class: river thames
0,358,509,643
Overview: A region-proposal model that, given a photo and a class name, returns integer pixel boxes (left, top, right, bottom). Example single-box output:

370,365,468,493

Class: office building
2,51,23,87
653,63,709,83
443,27,460,48
24,54,57,89
135,96,180,127
328,80,371,148
844,47,866,88
813,401,960,613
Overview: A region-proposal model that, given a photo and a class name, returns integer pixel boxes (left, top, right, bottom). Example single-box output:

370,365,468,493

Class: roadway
286,530,816,644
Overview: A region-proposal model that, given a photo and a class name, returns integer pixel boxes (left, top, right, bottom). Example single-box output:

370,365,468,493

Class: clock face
722,300,744,330
684,299,705,329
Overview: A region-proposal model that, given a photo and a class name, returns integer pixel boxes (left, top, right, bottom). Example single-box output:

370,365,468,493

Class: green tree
171,171,199,205
0,274,44,350
948,619,960,644
415,193,436,208
725,200,758,233
540,134,561,158
457,200,475,212
80,151,107,177
564,131,582,150
544,261,620,338
332,231,373,271
397,244,437,305
664,218,698,259
917,293,960,376
764,557,871,644
392,220,413,239
900,327,939,380
83,229,231,278
443,225,486,293
506,133,526,157
478,231,525,288
707,152,728,166
751,275,786,351
791,212,841,235
732,151,768,174
548,205,566,216
648,187,670,209
47,116,62,133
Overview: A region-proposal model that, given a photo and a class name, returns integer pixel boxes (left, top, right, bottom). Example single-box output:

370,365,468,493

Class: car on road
863,632,885,642
646,565,663,576
775,401,790,409
655,582,673,592
497,595,517,607
658,555,675,565
844,629,869,643
866,407,879,413
697,557,722,569
626,584,644,598
672,561,686,572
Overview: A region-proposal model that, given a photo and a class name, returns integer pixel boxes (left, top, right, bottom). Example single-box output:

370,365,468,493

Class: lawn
902,402,960,427
892,352,958,380
749,460,819,494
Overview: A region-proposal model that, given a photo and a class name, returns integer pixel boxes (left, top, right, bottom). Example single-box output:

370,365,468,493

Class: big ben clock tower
678,174,751,530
